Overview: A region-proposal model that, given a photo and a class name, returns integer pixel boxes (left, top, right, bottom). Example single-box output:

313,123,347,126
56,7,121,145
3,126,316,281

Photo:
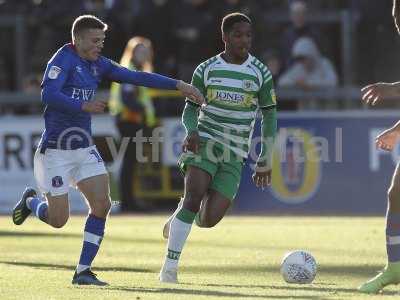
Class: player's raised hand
376,127,400,152
176,80,206,106
81,100,107,113
361,83,399,105
182,131,200,154
252,164,272,190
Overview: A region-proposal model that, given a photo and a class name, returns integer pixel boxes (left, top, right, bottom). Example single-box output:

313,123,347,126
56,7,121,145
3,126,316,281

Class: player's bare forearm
176,81,206,106
387,81,400,92
361,82,400,105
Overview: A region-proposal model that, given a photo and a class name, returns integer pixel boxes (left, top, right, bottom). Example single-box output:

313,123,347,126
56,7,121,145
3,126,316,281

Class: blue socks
77,214,106,273
28,198,106,273
27,197,48,222
386,211,400,262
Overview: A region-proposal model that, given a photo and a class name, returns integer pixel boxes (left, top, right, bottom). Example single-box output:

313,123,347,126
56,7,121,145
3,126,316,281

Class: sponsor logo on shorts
52,176,63,188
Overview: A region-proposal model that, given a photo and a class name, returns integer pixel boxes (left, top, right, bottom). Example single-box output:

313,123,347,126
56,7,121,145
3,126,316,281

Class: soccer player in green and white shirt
159,13,277,283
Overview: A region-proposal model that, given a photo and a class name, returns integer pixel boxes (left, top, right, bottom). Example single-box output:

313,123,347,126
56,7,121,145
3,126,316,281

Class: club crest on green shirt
242,80,252,91
242,79,255,91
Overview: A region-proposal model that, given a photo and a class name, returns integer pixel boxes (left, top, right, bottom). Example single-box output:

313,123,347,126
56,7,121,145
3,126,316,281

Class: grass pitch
0,215,399,299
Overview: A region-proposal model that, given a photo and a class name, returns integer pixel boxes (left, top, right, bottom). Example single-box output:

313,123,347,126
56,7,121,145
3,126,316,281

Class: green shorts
178,138,244,201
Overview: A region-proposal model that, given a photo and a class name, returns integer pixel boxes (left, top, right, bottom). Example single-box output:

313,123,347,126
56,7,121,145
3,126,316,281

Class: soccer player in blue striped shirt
11,14,205,286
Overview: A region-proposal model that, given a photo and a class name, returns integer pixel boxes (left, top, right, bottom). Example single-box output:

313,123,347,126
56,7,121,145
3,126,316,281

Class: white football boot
159,265,178,284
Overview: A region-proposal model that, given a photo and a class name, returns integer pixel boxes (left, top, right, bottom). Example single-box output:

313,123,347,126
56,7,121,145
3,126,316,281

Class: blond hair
119,36,153,72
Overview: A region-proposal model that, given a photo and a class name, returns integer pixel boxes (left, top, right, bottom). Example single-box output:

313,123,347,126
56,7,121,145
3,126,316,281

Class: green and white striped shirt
188,53,276,158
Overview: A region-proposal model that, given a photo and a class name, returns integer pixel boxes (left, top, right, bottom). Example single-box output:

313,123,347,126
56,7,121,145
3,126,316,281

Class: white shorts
34,145,107,196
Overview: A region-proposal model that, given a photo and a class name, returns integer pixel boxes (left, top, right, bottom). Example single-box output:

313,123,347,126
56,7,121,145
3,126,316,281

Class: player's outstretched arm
361,82,400,105
176,80,206,107
105,60,205,106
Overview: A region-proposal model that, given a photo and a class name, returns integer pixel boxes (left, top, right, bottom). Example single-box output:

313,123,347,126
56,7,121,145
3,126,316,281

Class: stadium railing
0,87,364,111
264,10,355,87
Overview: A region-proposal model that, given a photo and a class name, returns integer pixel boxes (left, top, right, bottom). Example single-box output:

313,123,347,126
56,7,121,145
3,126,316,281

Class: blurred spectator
29,0,84,74
83,0,110,19
109,37,156,212
0,0,35,14
0,31,11,90
105,0,145,60
261,49,283,80
257,0,286,10
22,73,42,94
280,0,324,69
278,37,338,89
133,0,176,75
170,0,219,81
216,0,252,16
352,0,400,84
0,57,7,90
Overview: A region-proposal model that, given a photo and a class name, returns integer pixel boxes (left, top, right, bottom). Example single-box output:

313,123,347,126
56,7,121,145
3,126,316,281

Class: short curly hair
221,12,251,35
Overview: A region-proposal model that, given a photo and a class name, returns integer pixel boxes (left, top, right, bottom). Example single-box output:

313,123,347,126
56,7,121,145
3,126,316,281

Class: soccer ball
280,250,317,284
